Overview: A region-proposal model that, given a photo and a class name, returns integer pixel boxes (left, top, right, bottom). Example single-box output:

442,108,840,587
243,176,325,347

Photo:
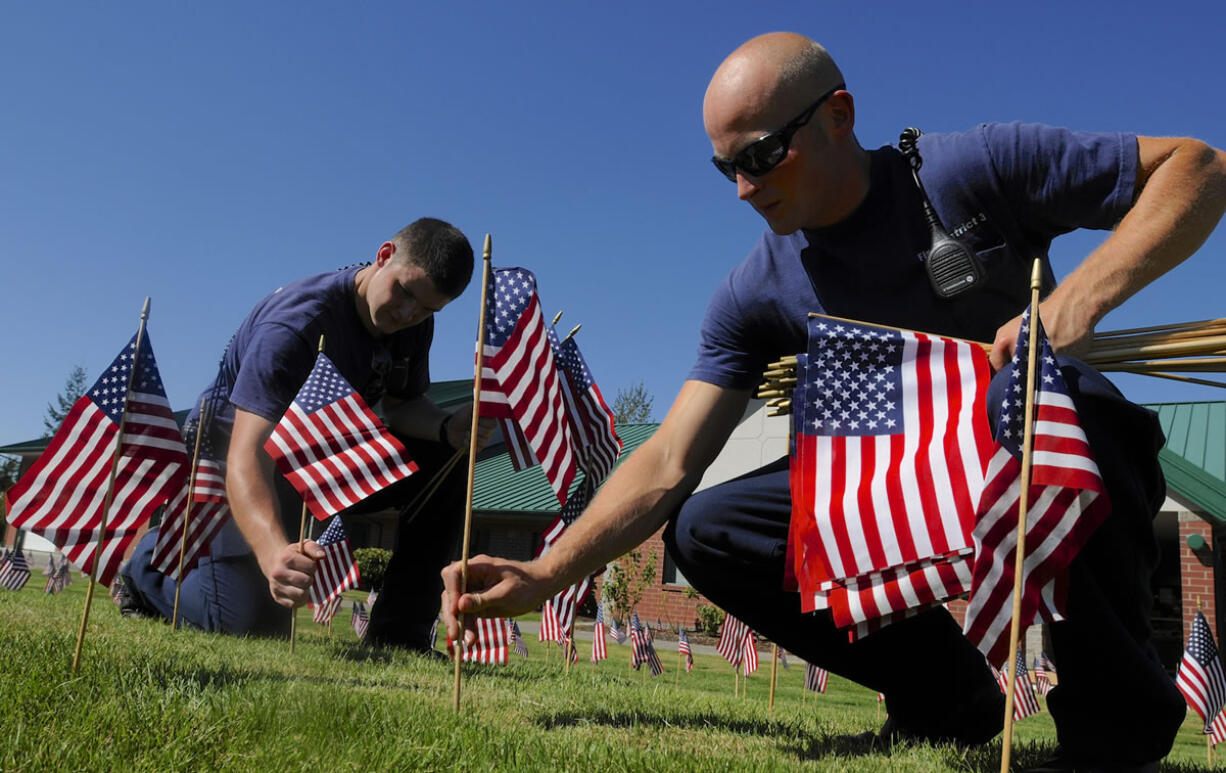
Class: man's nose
736,171,762,200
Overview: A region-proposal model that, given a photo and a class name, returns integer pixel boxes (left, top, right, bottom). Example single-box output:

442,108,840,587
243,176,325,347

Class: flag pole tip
483,234,492,258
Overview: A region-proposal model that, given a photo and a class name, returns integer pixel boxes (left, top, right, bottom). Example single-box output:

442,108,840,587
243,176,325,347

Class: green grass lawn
0,582,1220,771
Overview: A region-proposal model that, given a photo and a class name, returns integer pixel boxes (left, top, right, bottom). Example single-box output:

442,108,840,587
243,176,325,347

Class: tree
612,381,653,424
0,454,19,489
44,365,88,437
602,548,657,623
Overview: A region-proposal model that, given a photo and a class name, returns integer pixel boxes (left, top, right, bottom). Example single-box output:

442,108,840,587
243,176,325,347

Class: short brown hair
391,218,474,298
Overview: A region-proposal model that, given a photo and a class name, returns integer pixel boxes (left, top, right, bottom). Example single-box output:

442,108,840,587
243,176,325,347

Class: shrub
694,603,724,637
353,547,392,590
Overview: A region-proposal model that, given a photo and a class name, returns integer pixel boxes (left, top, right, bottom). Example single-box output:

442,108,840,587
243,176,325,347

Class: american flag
264,352,418,521
307,517,360,608
429,618,438,650
678,628,693,673
629,612,663,676
311,594,343,626
5,333,189,585
150,411,231,580
778,648,790,671
539,599,561,643
351,600,369,639
963,309,1110,665
563,634,579,664
478,267,577,506
367,588,379,607
741,629,759,676
452,617,511,664
804,662,828,693
44,557,69,595
791,317,991,630
498,417,536,471
717,614,749,666
609,616,626,645
551,333,622,483
0,549,31,591
1033,653,1052,696
538,480,597,637
509,620,529,658
591,602,608,662
109,575,124,604
1211,710,1226,747
996,650,1041,721
1177,611,1226,732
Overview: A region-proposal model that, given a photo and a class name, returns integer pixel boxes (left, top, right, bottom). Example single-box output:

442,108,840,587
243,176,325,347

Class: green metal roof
1146,401,1226,522
473,423,658,513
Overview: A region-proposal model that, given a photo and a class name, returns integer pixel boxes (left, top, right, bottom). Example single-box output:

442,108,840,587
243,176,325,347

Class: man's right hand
262,540,326,608
440,554,551,647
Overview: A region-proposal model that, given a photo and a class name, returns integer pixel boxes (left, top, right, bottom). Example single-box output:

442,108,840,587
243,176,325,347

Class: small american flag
452,617,511,664
0,549,31,591
591,602,608,662
478,267,577,506
996,651,1041,721
1177,611,1226,732
609,616,626,645
307,517,360,608
1033,653,1052,696
537,480,596,637
551,333,622,483
265,352,418,521
717,614,749,666
964,308,1110,666
778,648,790,671
429,618,438,650
1211,710,1226,747
151,411,231,581
804,662,828,693
539,600,561,643
741,630,759,677
5,333,189,585
629,612,663,676
791,316,990,630
509,620,529,658
109,575,124,604
351,600,369,639
312,594,343,626
678,628,693,673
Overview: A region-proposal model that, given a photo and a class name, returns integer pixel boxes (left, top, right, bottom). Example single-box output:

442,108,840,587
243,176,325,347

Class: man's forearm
384,394,449,442
535,436,696,592
226,450,291,576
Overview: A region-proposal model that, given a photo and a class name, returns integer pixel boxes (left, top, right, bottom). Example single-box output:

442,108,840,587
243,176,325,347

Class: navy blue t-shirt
188,266,433,556
688,122,1138,390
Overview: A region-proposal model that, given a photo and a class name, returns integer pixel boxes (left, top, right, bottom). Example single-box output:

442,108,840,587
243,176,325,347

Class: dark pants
125,437,466,649
664,358,1183,758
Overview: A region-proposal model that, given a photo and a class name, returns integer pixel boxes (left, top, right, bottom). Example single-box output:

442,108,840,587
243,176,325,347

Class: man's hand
989,296,1094,371
444,402,496,452
440,554,550,647
261,540,326,608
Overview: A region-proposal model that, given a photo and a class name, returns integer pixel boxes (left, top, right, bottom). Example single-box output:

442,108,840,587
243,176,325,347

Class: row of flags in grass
787,308,1108,666
3,264,620,615
478,266,623,650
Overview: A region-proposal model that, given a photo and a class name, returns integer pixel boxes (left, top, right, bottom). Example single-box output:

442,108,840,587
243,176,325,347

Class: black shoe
1023,747,1159,773
115,573,157,619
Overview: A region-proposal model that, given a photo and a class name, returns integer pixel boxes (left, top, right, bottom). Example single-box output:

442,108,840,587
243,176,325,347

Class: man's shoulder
245,267,358,331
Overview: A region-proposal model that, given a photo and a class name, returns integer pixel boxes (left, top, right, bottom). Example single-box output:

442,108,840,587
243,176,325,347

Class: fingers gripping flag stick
265,352,418,521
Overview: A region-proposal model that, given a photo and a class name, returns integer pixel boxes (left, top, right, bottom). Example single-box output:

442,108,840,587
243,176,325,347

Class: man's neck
352,264,379,337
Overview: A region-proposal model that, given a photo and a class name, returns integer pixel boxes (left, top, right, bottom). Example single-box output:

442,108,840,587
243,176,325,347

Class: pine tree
44,365,88,437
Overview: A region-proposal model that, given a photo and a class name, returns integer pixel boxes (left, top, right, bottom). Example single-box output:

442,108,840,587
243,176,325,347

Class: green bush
353,547,392,590
694,603,724,637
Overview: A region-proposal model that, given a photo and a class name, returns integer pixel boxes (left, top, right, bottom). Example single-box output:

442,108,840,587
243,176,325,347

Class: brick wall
1179,512,1217,643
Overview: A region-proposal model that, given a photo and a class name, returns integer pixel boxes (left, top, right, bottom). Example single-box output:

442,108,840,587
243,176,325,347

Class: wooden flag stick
172,396,210,629
675,646,682,688
453,234,493,713
290,335,325,656
397,449,465,525
768,644,779,714
73,297,152,674
1000,261,1045,773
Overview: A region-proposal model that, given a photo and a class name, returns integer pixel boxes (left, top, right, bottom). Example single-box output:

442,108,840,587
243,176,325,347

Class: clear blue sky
3,1,1224,447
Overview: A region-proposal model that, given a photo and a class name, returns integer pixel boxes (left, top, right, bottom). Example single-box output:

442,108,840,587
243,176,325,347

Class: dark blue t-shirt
688,122,1138,390
188,266,433,557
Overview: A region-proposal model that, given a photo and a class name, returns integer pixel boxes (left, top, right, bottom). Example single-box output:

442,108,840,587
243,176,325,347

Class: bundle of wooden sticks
757,316,1226,416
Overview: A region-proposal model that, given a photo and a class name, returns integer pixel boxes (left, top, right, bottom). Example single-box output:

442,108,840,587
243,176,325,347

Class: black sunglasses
710,84,844,182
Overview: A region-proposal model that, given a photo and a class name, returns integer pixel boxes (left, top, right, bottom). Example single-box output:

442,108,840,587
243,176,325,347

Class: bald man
445,33,1226,768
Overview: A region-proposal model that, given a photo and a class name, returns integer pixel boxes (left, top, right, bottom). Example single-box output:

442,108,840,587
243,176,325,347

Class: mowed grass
0,583,1220,772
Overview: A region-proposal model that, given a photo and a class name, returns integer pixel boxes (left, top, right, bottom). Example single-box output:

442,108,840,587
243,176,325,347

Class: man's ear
827,91,855,138
375,241,396,267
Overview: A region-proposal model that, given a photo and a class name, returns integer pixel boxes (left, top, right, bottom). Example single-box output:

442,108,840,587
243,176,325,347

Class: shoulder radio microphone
898,128,985,299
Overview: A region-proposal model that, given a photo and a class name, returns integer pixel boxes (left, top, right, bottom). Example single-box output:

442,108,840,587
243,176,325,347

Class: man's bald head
704,33,844,134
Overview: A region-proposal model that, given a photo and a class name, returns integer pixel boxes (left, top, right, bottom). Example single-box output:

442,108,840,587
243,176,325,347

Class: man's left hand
444,403,496,452
989,296,1094,371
